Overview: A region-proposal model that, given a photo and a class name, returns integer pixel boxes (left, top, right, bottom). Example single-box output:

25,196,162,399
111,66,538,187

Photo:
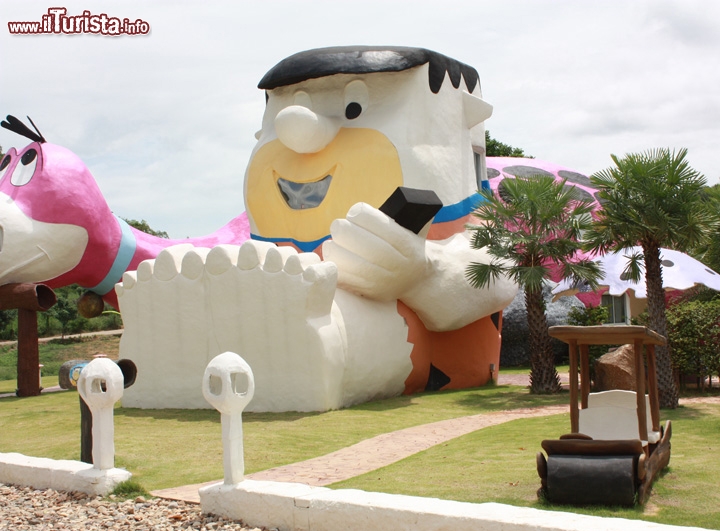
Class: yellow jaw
246,128,403,245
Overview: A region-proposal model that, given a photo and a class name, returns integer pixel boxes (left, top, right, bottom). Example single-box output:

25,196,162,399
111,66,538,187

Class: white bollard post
202,352,255,485
77,358,124,470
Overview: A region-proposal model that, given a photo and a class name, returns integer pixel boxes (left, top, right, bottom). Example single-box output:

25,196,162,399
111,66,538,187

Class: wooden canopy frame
548,325,666,449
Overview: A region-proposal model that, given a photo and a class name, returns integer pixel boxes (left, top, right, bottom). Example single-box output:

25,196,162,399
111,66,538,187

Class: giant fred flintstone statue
124,46,517,411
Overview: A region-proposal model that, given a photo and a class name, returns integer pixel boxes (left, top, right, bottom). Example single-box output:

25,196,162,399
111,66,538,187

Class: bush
567,305,612,376
567,305,608,327
666,299,720,388
0,284,123,339
0,309,17,340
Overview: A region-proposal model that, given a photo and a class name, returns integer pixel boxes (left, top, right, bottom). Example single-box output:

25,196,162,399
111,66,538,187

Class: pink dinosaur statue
0,115,250,309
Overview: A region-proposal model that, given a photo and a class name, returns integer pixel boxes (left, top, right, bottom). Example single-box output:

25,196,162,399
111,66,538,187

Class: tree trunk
526,287,562,394
644,244,679,409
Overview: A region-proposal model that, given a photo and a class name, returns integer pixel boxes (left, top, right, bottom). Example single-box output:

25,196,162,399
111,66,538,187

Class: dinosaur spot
558,170,592,187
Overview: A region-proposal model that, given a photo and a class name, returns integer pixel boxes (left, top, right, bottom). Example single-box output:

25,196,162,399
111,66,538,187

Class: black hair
258,46,480,95
1,115,46,143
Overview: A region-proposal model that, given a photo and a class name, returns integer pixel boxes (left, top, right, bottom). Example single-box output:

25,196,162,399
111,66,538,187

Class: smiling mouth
0,246,49,284
277,174,332,210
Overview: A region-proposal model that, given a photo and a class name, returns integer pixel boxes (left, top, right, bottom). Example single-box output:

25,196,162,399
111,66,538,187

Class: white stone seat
579,390,660,444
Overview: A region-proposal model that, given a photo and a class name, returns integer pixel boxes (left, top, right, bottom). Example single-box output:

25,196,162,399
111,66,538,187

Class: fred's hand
322,202,430,301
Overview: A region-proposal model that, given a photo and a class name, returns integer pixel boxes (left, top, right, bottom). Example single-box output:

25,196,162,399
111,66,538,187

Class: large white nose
274,105,340,153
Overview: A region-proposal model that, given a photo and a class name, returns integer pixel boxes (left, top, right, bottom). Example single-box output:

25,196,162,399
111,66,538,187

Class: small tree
466,175,602,393
122,218,169,238
485,131,531,158
50,297,77,339
585,148,715,408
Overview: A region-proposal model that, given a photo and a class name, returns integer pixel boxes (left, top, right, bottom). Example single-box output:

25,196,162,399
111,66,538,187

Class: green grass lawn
0,335,717,528
0,383,568,489
1,378,719,528
334,401,720,529
0,334,121,382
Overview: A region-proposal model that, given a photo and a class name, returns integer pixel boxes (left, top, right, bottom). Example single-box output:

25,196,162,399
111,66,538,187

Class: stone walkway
151,373,720,504
151,372,567,503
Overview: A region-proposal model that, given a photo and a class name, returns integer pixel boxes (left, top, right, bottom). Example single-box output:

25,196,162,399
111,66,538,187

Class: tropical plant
692,184,720,273
466,175,602,393
585,148,716,408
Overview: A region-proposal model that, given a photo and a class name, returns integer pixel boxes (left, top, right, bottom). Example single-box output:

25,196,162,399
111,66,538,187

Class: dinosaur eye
345,102,362,120
0,154,10,182
21,149,37,165
12,148,38,186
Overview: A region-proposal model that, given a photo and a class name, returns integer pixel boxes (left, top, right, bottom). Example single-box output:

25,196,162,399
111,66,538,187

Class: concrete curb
199,479,709,531
0,452,131,496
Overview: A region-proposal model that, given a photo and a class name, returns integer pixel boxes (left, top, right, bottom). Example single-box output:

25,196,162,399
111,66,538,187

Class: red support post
16,309,41,397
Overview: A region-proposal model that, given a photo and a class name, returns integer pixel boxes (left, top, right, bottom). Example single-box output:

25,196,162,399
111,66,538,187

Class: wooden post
646,345,660,433
580,344,590,410
634,339,649,444
16,309,40,397
569,339,579,433
0,283,57,397
80,396,93,463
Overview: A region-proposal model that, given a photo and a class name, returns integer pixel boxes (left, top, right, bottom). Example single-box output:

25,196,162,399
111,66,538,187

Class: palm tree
585,148,715,409
466,175,602,394
692,184,720,274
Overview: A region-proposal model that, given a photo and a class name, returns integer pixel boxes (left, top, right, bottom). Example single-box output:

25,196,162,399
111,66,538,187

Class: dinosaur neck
87,218,137,297
96,220,182,308
97,213,252,308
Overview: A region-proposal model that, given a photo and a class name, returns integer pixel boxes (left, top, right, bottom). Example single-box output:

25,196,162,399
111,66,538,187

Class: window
601,294,629,324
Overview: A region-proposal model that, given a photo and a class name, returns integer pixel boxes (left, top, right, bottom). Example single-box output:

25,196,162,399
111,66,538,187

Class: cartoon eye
21,149,36,165
0,155,10,179
12,148,38,186
0,154,13,183
345,102,362,120
344,80,368,121
345,79,370,120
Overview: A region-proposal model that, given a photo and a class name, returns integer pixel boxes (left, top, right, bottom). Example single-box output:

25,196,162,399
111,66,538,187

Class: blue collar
250,191,489,252
87,217,137,295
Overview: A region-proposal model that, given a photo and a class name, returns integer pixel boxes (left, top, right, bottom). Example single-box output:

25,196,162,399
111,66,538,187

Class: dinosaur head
0,116,119,288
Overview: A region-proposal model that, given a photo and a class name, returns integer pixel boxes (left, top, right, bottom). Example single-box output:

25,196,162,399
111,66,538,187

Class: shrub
666,299,720,388
567,305,612,381
567,305,608,327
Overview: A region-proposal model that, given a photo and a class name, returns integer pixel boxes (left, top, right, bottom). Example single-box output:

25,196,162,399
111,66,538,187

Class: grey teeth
277,175,332,210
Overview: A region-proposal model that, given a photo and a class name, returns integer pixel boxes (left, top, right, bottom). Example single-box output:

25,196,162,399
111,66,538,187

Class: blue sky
1,1,719,238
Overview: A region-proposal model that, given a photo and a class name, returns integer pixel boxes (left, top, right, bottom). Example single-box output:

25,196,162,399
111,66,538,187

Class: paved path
0,328,122,347
151,375,568,504
151,376,720,504
0,330,123,398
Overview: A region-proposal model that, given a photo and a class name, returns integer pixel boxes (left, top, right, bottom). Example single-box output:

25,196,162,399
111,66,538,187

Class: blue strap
87,218,137,295
433,191,488,223
251,233,331,253
251,192,492,251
